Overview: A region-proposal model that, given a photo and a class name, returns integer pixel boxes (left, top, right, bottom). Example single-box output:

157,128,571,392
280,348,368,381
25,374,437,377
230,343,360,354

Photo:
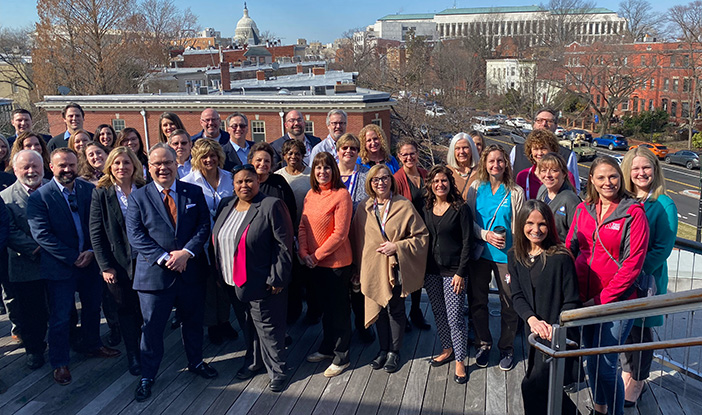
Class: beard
56,170,76,185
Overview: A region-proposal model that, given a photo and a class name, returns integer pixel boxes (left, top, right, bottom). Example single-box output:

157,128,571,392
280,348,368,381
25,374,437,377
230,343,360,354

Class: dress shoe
188,361,218,379
269,376,287,392
370,351,388,370
324,362,349,377
85,346,121,358
235,365,263,380
208,325,223,345
384,352,401,373
135,378,154,402
106,326,121,347
53,366,72,386
218,322,238,340
26,353,45,370
127,353,141,376
430,351,455,367
499,351,514,371
410,309,431,330
170,316,180,329
306,352,333,363
454,373,469,384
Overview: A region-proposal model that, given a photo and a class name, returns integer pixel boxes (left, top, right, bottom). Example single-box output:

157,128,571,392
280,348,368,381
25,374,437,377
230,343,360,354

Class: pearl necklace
528,248,543,263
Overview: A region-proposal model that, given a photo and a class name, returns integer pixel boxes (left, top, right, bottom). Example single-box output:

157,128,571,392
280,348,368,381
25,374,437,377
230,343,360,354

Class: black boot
120,315,142,376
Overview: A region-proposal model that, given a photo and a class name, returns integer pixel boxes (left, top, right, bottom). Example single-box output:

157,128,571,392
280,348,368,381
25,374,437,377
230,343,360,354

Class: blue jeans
582,319,634,415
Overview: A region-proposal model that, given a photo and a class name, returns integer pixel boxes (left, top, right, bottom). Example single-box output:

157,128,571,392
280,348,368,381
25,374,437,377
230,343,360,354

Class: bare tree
618,0,664,42
541,0,598,50
562,42,656,134
0,26,35,104
137,0,200,65
668,1,702,148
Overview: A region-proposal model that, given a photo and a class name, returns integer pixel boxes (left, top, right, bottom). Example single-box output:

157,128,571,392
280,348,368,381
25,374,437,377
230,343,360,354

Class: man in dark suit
222,112,255,172
47,103,92,151
27,148,120,386
7,109,51,145
270,110,321,169
1,150,49,370
191,108,230,145
126,143,216,402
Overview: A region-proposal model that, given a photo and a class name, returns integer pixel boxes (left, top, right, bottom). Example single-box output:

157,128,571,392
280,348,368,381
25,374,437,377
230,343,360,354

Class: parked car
506,117,528,128
426,106,446,117
492,114,508,124
592,134,628,150
554,126,566,137
565,129,593,142
665,150,701,170
559,139,597,162
472,117,501,135
628,142,669,159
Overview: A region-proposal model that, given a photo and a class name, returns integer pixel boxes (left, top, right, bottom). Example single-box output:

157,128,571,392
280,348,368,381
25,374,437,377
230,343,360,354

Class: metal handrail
528,333,702,358
558,288,702,327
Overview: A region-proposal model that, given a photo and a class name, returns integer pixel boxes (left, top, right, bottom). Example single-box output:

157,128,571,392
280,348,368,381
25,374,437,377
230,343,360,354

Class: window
682,54,690,67
304,121,314,135
670,55,676,67
684,78,692,92
664,78,669,91
251,120,266,142
633,98,639,112
673,79,679,92
621,100,629,111
649,99,654,111
11,82,18,94
112,119,125,132
596,95,601,107
682,102,690,118
641,56,646,66
671,101,678,116
650,78,655,89
662,98,668,111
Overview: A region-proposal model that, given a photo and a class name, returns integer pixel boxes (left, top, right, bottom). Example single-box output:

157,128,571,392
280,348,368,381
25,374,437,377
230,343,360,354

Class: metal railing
532,238,702,415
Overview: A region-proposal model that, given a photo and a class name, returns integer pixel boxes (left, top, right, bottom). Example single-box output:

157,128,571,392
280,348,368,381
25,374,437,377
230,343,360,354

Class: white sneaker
324,362,350,377
306,352,334,363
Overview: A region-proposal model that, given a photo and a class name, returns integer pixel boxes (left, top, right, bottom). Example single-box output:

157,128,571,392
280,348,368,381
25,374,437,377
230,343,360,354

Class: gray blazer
0,180,47,282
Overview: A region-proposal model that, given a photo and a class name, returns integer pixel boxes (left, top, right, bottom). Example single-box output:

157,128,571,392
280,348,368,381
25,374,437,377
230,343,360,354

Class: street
481,134,702,229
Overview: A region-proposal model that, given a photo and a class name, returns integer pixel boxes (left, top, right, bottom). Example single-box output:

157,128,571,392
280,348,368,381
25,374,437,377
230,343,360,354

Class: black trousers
286,256,305,323
314,265,352,366
13,279,49,355
469,258,518,352
105,274,142,355
375,284,406,353
621,325,654,381
522,346,579,415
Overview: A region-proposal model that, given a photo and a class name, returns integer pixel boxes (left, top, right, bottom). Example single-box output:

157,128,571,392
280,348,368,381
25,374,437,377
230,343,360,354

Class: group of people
0,105,677,415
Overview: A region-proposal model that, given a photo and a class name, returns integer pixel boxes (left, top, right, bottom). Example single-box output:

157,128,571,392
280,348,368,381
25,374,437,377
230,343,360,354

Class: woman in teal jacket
620,147,678,407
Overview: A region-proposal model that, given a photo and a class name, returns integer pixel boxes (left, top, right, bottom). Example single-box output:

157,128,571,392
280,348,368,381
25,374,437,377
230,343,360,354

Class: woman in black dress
509,200,581,415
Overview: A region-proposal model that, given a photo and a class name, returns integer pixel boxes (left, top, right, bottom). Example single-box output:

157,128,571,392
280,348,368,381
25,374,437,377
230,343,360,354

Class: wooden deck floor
0,295,699,415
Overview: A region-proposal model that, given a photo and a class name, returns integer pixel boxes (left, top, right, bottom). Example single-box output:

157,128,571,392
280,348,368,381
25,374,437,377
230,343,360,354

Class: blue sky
0,0,677,44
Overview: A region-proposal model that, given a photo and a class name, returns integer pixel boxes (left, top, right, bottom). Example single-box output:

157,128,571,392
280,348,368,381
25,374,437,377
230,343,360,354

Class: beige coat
351,194,429,328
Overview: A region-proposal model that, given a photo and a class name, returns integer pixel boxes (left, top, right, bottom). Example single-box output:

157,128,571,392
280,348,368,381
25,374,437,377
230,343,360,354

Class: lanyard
525,165,535,199
373,193,392,239
343,168,359,197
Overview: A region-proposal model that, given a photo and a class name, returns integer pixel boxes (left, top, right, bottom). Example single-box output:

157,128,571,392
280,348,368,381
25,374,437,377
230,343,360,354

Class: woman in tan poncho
351,164,429,374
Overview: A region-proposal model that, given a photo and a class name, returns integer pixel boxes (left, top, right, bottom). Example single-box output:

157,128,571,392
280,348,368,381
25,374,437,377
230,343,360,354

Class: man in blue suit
27,148,121,386
126,143,216,402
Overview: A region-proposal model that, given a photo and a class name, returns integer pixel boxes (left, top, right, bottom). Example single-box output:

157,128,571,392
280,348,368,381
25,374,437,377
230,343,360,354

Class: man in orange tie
126,143,214,402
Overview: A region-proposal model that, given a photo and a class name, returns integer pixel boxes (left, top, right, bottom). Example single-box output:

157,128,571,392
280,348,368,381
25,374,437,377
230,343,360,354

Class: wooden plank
248,321,325,415
76,371,139,415
505,330,526,414
464,353,487,415
333,338,375,415
633,383,662,415
485,299,507,415
422,335,447,415
398,301,434,415
377,301,429,415
12,401,47,415
649,383,683,415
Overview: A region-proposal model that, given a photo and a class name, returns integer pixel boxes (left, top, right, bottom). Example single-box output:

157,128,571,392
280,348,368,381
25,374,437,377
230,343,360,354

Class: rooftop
378,13,435,21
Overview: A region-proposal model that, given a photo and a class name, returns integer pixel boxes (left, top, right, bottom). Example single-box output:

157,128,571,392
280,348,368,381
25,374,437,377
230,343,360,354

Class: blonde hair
364,164,397,198
358,124,391,164
620,146,666,201
97,146,146,188
191,138,225,172
476,144,516,190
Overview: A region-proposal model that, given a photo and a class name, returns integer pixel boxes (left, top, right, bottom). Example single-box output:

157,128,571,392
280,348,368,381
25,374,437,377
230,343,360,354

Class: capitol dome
234,3,260,45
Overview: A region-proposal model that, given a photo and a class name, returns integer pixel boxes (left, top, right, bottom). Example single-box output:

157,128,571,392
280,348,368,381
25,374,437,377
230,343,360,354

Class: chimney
312,67,325,76
296,64,303,74
220,62,230,91
256,70,265,81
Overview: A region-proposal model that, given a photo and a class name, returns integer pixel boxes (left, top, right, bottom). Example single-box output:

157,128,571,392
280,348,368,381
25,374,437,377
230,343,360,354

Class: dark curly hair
424,164,465,211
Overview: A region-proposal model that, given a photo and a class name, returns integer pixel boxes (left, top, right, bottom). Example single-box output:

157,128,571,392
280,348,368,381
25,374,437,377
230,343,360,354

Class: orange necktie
162,188,177,226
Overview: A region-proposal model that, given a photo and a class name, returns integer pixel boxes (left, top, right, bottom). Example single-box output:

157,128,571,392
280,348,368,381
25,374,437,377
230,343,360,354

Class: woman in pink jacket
566,156,649,415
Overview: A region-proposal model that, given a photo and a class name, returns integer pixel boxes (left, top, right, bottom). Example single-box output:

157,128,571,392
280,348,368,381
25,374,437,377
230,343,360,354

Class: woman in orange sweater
299,152,354,378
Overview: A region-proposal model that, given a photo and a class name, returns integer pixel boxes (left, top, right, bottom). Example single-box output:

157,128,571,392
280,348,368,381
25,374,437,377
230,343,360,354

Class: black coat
422,203,474,277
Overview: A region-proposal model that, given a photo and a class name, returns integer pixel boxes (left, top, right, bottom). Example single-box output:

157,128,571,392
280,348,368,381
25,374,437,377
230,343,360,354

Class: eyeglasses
228,123,248,130
149,160,175,168
370,175,391,184
286,118,304,124
232,163,256,174
67,193,78,213
399,152,417,158
329,122,347,126
339,146,358,152
534,118,556,125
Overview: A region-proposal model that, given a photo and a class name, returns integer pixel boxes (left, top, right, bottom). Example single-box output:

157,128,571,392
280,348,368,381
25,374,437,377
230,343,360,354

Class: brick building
36,78,393,148
563,40,702,124
172,45,306,69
